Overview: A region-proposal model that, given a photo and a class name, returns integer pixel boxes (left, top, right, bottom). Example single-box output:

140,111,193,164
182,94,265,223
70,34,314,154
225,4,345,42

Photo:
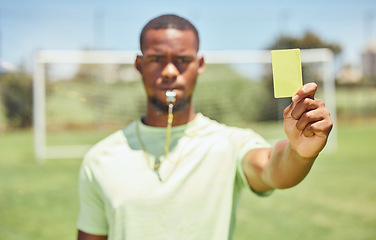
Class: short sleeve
77,159,109,235
229,127,274,196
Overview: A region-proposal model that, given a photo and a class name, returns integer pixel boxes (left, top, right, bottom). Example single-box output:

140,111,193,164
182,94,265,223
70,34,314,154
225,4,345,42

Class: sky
0,0,375,74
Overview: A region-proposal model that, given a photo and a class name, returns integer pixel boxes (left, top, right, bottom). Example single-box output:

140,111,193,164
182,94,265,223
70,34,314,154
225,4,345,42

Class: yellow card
271,49,303,98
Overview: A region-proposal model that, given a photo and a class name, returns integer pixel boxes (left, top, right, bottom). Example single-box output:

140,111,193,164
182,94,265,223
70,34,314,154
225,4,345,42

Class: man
77,14,333,240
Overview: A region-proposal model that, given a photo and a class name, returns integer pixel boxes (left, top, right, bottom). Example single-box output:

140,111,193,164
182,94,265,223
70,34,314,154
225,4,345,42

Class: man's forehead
142,28,198,53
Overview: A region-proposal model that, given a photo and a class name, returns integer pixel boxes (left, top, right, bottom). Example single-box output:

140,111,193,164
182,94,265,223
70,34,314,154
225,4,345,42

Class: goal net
33,49,337,163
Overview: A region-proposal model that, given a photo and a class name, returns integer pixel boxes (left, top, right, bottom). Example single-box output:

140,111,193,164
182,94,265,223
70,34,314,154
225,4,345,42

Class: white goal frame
33,49,337,163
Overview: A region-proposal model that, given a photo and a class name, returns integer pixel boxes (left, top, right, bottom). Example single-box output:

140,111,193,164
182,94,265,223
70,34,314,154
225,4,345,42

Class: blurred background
0,0,375,240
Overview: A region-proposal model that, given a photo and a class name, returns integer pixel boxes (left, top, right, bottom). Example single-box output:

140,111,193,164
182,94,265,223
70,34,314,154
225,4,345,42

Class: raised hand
283,82,333,158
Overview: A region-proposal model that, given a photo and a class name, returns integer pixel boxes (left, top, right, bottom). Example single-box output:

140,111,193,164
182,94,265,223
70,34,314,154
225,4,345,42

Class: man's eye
145,56,164,63
177,57,193,63
150,57,163,62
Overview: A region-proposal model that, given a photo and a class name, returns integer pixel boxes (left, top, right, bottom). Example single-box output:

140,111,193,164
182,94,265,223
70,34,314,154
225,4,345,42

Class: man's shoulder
196,113,228,131
198,113,269,146
87,130,124,152
197,113,255,136
83,123,134,163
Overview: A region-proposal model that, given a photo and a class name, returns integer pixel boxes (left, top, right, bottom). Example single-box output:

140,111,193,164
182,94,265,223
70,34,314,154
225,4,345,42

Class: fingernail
303,82,316,92
302,84,310,92
292,95,299,102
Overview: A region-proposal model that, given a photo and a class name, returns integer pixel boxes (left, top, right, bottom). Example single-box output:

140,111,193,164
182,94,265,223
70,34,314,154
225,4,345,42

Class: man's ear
197,56,205,75
135,55,143,73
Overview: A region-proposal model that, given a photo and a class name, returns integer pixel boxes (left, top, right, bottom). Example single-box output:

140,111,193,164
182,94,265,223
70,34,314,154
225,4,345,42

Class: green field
1,121,375,240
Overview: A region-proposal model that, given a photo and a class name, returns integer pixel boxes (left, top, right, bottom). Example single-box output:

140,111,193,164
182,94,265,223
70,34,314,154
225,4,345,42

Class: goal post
33,49,337,163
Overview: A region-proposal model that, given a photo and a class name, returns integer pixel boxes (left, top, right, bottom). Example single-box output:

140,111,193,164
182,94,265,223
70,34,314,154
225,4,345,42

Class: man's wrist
287,143,318,163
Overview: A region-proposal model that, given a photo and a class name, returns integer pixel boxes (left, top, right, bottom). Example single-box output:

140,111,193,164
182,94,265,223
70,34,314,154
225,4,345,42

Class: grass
0,131,81,240
0,121,375,240
234,122,376,240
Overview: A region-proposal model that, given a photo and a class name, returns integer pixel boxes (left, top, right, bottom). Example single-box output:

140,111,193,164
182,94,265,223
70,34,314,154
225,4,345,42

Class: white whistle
166,90,176,103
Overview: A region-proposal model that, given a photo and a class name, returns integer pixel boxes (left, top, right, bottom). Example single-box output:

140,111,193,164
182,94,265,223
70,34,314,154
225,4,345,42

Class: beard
149,96,191,114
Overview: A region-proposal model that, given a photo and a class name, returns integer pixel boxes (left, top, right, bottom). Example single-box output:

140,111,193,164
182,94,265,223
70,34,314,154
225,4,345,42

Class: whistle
166,90,176,103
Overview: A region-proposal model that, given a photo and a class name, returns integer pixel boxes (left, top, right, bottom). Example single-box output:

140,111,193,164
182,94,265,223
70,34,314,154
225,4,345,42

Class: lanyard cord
135,91,180,182
165,103,174,158
164,91,176,158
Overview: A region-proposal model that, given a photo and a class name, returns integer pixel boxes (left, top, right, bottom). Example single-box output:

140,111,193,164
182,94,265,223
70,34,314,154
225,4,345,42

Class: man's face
136,28,205,113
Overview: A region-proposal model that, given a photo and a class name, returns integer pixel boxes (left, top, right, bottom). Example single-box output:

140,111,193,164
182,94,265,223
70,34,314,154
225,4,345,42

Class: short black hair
140,14,200,52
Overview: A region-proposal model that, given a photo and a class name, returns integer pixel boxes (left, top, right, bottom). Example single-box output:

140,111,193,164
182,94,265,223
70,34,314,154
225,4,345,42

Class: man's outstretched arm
242,82,333,193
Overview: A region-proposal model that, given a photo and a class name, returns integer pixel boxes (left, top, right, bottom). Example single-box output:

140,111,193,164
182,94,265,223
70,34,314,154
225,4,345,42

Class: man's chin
149,97,190,114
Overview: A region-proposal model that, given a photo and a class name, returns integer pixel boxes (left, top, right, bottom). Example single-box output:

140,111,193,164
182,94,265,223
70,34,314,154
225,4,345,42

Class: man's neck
142,103,196,127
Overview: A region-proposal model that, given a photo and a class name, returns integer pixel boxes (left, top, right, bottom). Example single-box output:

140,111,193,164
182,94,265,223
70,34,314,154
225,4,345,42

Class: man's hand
78,230,107,240
284,82,333,159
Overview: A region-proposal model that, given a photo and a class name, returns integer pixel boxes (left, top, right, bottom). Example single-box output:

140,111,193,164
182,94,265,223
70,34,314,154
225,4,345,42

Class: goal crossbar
33,49,337,163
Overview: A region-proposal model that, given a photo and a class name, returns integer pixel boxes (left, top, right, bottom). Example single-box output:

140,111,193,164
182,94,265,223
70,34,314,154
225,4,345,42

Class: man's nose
161,62,179,80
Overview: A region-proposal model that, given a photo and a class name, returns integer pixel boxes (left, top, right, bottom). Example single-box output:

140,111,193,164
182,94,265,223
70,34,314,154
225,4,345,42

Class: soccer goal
33,49,337,163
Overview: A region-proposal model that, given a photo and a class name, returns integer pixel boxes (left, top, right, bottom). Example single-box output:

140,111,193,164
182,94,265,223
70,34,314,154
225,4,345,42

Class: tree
268,31,342,54
0,71,33,129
